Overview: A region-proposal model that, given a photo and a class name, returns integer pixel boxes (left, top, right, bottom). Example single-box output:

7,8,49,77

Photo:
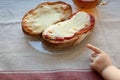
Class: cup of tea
72,0,110,9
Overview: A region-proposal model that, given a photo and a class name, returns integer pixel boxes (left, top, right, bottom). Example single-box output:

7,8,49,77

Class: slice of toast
22,1,72,36
42,11,95,48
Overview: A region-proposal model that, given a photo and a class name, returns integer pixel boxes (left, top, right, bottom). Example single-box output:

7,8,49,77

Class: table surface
0,0,120,71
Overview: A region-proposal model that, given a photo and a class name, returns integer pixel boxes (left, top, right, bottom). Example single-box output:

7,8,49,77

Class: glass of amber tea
72,0,110,9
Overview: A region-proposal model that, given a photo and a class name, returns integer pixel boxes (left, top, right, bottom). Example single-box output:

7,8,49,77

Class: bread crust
42,14,95,48
22,1,72,36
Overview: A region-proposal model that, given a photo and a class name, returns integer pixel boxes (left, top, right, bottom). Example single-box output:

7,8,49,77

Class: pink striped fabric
0,69,103,80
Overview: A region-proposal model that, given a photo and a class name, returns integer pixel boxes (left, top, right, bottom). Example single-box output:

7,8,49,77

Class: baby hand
87,44,112,74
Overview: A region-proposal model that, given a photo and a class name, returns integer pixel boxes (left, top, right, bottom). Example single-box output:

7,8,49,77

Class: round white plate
25,35,83,54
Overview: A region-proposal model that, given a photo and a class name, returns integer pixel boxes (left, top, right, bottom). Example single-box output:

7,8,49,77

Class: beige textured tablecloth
0,0,120,71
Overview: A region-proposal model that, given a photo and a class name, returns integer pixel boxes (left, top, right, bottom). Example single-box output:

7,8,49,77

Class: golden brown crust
22,1,72,36
36,1,71,9
42,13,95,48
42,29,92,48
42,34,80,48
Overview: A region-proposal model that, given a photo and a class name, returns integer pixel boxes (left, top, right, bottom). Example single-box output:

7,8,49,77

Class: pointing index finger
87,44,102,53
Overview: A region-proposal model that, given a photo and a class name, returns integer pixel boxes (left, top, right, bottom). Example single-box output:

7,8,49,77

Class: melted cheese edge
24,4,66,33
43,12,90,39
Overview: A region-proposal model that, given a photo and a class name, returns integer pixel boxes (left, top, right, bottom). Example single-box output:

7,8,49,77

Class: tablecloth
0,0,120,79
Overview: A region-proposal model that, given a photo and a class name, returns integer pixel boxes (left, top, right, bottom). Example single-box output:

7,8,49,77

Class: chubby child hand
86,44,112,74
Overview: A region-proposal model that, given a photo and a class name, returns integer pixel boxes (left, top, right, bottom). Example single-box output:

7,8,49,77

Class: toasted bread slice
42,11,95,48
22,1,72,36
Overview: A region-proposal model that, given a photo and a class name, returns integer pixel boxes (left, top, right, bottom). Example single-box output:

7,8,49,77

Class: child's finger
92,52,98,57
87,44,102,53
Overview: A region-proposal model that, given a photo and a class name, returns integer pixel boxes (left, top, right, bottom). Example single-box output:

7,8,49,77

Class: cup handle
100,0,110,5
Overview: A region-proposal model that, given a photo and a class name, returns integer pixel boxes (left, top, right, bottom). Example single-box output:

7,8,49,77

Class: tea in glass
72,0,101,9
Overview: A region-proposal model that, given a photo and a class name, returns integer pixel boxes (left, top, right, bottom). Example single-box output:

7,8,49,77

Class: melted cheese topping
43,12,90,39
24,4,66,33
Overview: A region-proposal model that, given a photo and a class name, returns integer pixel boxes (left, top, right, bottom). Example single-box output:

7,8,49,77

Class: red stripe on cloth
0,70,103,80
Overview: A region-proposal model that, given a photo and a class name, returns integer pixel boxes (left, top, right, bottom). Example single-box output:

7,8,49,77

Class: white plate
25,35,84,54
